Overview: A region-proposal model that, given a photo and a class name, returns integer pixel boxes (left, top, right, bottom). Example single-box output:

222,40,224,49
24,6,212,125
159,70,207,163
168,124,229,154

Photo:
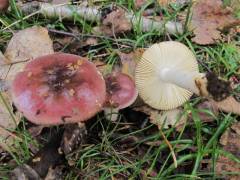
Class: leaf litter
209,122,240,179
0,26,54,152
191,0,240,44
94,6,132,36
1,0,240,179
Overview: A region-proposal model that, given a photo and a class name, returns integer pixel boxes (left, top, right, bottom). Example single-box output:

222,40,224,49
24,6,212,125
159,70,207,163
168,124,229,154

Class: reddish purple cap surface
11,53,106,125
105,72,138,109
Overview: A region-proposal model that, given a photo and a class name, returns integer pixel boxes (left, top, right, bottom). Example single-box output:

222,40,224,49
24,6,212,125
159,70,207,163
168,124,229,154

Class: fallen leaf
215,155,240,180
134,106,187,129
210,96,240,115
220,122,240,154
195,101,218,123
191,0,240,45
95,7,132,36
214,122,240,179
0,91,22,152
4,26,54,64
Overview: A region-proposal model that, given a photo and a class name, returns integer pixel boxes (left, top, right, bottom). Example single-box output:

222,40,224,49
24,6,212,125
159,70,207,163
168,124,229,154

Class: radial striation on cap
135,41,199,110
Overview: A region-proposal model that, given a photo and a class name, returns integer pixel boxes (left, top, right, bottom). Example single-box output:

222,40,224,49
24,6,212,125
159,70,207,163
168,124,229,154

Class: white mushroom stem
158,68,205,95
104,108,119,122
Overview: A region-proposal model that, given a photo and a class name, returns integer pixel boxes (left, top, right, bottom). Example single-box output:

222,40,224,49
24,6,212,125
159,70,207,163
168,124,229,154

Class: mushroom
104,72,138,121
11,53,106,125
0,0,9,12
135,41,231,110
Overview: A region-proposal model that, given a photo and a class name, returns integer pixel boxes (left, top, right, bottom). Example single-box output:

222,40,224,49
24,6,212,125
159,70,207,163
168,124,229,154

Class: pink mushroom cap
11,53,106,125
105,72,138,109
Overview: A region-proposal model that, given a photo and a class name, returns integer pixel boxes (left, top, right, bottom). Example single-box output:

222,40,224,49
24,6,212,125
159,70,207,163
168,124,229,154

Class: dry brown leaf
195,101,218,123
2,26,53,83
214,122,240,179
210,96,240,115
215,155,240,180
96,7,132,36
134,106,187,129
4,26,54,64
191,0,239,45
0,91,22,152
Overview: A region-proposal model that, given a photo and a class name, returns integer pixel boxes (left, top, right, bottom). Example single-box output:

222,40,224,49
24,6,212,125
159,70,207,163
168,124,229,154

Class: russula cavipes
11,53,106,125
0,0,9,12
135,41,231,110
104,72,138,121
105,72,138,109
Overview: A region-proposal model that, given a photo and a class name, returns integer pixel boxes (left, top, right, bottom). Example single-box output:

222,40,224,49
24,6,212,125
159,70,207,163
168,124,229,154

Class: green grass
0,0,240,179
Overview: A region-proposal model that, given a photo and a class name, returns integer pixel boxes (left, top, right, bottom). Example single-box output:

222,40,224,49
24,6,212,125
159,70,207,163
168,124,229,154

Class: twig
159,128,178,168
48,28,135,46
19,2,183,35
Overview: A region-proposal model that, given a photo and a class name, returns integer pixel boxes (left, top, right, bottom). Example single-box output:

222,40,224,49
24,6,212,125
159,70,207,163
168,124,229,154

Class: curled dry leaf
0,26,53,151
213,122,240,179
134,106,187,129
191,0,240,45
95,7,132,36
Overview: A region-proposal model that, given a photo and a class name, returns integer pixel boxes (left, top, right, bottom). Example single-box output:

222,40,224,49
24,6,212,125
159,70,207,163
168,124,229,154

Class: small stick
159,128,178,168
19,2,183,35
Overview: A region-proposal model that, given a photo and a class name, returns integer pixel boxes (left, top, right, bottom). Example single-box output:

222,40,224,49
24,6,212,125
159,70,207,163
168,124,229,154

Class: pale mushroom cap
135,41,199,110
